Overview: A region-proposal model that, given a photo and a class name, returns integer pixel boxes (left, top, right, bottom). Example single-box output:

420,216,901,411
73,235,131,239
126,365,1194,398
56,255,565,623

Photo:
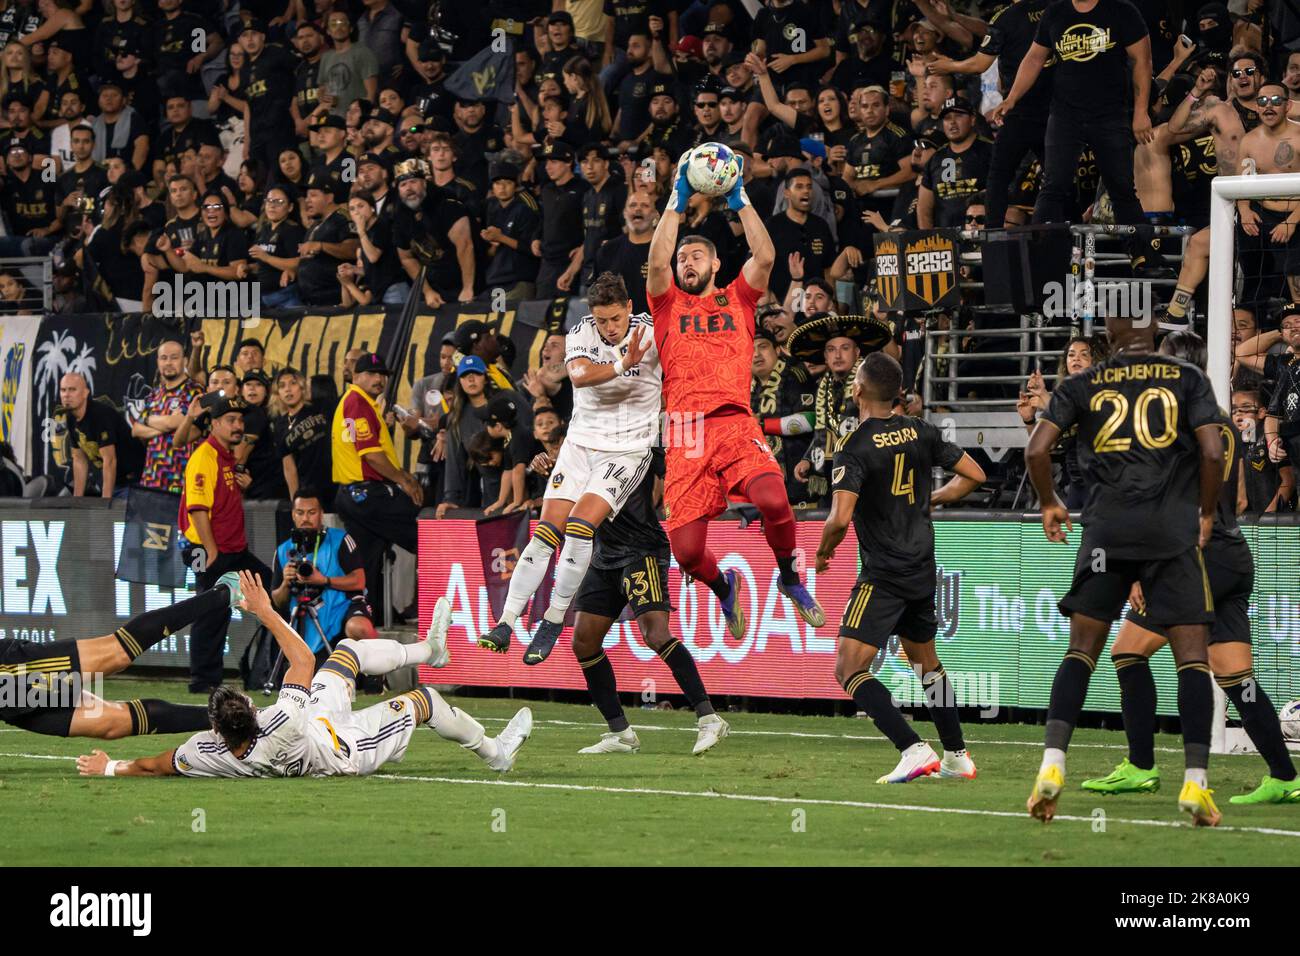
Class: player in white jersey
75,572,533,780
479,271,663,665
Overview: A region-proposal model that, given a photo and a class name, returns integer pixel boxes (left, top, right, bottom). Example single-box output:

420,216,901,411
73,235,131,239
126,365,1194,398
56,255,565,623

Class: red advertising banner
416,518,861,699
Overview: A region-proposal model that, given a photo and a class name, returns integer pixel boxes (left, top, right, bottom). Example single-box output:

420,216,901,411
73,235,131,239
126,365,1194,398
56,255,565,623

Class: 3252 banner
873,229,961,313
416,515,1300,712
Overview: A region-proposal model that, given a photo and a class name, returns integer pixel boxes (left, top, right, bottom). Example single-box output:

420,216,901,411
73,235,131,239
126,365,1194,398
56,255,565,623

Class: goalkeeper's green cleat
1080,758,1160,794
1228,775,1300,805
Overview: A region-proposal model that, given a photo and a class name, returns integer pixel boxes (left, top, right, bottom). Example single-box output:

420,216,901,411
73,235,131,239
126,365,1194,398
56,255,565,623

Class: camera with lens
288,528,322,592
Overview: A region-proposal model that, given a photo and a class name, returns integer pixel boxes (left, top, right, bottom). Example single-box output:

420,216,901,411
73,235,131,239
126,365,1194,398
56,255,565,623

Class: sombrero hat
785,311,893,364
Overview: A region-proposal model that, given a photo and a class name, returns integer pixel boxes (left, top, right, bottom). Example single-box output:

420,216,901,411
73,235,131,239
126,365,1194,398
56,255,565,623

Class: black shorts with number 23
573,557,672,620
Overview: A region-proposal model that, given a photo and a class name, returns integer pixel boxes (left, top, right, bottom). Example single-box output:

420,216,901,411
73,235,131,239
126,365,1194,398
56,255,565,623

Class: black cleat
523,620,564,665
478,622,512,654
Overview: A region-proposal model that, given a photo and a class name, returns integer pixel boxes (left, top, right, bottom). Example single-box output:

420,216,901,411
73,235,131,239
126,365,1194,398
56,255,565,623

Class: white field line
476,716,1194,754
374,772,1300,839
3,749,1296,838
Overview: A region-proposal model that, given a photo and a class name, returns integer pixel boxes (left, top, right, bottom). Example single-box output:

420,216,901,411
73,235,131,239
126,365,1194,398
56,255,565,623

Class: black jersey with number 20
1042,353,1220,560
832,415,965,599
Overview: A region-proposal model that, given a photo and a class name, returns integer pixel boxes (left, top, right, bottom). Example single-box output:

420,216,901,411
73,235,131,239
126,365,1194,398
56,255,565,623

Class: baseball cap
719,85,743,102
453,319,498,354
547,10,574,25
456,355,488,377
368,108,398,127
202,393,248,418
311,113,346,130
5,138,26,154
540,141,575,163
648,79,673,99
357,151,391,171
939,95,976,117
702,22,728,36
241,370,271,387
304,171,335,194
353,352,390,376
239,14,267,35
475,392,520,427
488,161,519,182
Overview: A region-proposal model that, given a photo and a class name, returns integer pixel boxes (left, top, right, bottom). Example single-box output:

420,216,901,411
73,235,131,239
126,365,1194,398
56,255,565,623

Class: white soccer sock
1041,747,1066,774
543,533,594,625
337,637,428,674
423,686,490,755
1184,768,1208,788
500,533,560,628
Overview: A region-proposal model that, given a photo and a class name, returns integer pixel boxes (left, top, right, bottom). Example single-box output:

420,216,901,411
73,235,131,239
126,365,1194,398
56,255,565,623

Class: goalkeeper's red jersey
648,270,764,417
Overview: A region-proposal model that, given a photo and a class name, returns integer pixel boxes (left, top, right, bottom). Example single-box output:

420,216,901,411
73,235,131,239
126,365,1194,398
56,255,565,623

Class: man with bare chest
1236,84,1300,308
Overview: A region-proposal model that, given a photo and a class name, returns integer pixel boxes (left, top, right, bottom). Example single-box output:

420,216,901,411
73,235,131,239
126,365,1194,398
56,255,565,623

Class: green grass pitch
1,679,1296,866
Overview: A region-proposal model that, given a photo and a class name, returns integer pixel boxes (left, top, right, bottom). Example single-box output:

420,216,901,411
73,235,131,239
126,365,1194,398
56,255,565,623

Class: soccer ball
1280,700,1300,742
685,142,742,197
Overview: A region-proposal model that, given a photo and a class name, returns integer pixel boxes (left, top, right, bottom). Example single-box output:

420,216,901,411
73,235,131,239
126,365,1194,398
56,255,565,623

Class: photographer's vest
275,526,354,652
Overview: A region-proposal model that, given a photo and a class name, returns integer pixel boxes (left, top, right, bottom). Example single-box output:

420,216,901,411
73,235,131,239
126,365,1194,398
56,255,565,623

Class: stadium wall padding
0,499,281,669
416,514,1300,715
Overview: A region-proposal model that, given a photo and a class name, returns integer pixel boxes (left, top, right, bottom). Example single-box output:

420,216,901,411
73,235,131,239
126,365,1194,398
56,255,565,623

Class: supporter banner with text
0,315,38,471
417,516,1300,712
29,302,566,477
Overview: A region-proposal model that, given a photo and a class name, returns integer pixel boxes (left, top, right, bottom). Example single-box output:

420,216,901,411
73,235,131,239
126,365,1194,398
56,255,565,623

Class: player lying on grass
1082,331,1299,806
479,272,662,665
531,445,728,755
1025,313,1225,826
76,572,533,779
816,353,986,783
645,150,824,638
0,573,244,739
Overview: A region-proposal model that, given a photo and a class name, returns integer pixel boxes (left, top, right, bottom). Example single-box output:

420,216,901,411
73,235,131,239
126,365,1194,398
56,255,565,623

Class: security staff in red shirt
332,353,423,619
179,394,271,693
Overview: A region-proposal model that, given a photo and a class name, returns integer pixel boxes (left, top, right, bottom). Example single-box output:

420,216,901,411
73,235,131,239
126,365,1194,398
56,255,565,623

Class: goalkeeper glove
726,156,750,212
668,154,693,214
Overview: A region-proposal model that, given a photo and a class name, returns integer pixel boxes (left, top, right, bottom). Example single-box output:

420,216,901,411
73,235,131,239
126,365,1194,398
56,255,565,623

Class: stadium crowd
16,0,1300,531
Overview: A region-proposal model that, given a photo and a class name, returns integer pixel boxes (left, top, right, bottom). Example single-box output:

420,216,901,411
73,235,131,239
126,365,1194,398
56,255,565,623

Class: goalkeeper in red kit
646,152,824,634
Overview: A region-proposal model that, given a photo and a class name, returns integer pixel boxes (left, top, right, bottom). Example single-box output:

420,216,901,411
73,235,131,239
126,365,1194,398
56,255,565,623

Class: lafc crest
935,563,961,638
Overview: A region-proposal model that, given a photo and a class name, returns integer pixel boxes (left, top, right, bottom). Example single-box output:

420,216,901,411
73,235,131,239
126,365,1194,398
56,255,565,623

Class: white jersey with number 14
563,312,662,452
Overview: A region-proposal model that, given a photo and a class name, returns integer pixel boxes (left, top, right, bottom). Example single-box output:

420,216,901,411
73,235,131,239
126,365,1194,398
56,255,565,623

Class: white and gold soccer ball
685,142,742,197
1280,699,1300,742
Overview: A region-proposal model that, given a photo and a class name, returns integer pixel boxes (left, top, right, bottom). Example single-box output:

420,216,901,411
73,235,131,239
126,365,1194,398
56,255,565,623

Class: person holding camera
179,393,271,694
271,490,376,663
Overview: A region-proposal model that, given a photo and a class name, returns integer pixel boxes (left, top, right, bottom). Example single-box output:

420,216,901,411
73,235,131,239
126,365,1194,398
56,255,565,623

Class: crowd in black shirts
6,1,1300,518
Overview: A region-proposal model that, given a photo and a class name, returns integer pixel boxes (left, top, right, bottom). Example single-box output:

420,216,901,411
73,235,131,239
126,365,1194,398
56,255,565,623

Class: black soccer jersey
1211,411,1245,546
980,0,1054,122
832,414,965,598
1042,352,1221,560
847,122,911,183
921,138,993,227
591,447,669,571
1266,353,1300,439
1241,434,1283,513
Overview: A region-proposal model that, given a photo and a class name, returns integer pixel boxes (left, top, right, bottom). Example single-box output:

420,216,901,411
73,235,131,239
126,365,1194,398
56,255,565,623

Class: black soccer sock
776,555,799,587
577,651,628,733
919,665,965,752
1114,653,1157,770
705,573,731,602
843,670,921,752
1044,651,1096,753
657,638,715,718
126,699,211,736
114,586,232,661
1177,661,1213,772
1218,669,1298,781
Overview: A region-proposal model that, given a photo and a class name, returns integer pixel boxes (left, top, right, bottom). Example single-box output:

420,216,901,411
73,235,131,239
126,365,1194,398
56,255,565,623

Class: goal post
1208,173,1300,403
1205,173,1300,754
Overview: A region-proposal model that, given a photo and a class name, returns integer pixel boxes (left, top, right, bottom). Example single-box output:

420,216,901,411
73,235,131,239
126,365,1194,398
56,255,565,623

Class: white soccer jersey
171,676,420,779
564,312,662,452
172,684,315,778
